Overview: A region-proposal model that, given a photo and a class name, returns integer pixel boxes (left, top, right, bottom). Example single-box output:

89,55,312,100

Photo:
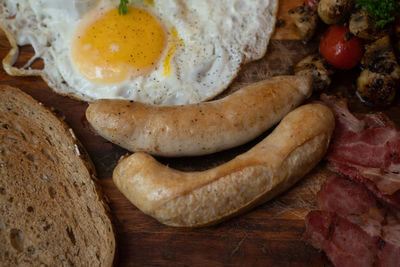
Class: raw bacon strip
355,113,396,129
305,210,400,267
305,95,400,266
316,174,400,249
331,162,400,209
317,174,378,214
379,211,400,267
304,211,378,267
377,241,400,267
321,94,400,199
321,94,364,133
305,174,400,267
317,174,385,237
382,212,400,248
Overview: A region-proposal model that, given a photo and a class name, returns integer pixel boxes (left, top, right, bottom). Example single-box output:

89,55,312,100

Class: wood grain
1,0,399,266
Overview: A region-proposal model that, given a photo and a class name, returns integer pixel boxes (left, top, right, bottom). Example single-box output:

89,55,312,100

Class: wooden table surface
1,1,399,266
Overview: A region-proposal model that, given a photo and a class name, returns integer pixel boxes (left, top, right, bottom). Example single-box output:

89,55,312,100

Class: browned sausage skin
113,104,335,227
86,76,312,157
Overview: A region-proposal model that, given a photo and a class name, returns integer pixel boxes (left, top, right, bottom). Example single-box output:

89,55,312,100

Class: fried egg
0,0,278,105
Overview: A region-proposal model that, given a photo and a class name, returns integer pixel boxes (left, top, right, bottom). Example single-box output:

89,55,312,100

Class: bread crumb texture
0,86,115,266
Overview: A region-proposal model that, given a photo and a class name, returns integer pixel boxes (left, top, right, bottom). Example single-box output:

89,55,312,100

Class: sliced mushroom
288,4,319,41
357,71,397,106
318,0,353,24
357,36,400,106
349,9,387,40
294,54,335,91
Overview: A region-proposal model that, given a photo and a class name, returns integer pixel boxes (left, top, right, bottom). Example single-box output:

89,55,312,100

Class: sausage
317,0,353,25
86,75,312,157
294,54,335,91
112,104,335,227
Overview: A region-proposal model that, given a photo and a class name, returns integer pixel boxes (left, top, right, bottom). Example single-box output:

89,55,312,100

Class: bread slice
0,86,115,266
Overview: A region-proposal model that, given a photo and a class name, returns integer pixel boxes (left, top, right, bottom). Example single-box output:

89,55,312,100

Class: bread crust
113,103,335,227
0,85,115,266
87,75,312,157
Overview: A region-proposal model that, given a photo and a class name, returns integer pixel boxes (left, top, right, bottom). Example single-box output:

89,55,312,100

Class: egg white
0,0,278,105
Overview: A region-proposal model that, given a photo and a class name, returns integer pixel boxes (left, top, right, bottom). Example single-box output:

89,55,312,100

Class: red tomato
320,25,363,70
305,0,318,9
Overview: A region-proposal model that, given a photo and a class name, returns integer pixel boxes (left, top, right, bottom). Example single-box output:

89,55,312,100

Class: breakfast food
303,95,400,266
349,9,386,40
319,25,364,70
317,0,353,25
86,75,312,157
289,0,400,108
113,104,335,227
0,86,115,266
304,174,400,267
294,54,335,91
0,0,278,105
288,3,318,41
357,36,400,106
322,94,400,209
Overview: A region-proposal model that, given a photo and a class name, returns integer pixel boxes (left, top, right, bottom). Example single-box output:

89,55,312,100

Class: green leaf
355,0,400,29
118,0,130,15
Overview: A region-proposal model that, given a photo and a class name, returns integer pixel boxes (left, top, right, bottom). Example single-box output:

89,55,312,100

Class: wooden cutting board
1,1,399,266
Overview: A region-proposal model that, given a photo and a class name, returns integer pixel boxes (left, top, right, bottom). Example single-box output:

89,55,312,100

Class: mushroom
357,36,400,106
318,0,353,24
294,54,335,91
349,8,387,40
289,4,319,41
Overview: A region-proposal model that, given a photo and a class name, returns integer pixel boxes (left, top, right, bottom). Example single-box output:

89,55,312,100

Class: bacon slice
377,240,400,267
317,174,378,214
305,95,400,266
305,211,378,267
330,161,400,209
317,174,385,237
305,173,400,267
321,94,400,204
379,211,400,267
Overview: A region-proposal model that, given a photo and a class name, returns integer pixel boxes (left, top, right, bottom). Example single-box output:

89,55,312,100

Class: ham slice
322,94,400,205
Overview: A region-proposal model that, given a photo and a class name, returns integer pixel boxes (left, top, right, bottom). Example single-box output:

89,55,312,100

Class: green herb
118,0,130,15
355,0,400,29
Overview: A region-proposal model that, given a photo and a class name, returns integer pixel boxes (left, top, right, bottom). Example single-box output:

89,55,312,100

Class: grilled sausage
86,76,312,157
113,104,335,227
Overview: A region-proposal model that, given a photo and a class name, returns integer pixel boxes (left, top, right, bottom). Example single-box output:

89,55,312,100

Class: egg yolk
71,7,166,84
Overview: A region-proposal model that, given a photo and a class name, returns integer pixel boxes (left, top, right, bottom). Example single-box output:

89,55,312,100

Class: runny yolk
164,27,182,76
71,7,166,84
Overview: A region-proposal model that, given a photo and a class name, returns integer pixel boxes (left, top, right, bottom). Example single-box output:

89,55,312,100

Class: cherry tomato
305,0,318,9
320,25,363,70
